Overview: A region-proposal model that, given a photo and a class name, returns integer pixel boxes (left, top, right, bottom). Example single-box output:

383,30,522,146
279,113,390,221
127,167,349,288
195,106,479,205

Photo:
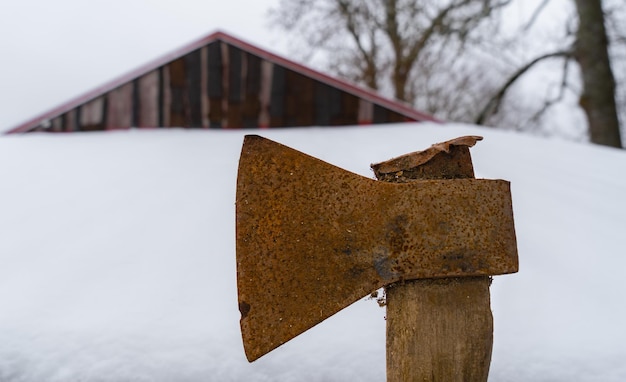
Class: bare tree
478,0,623,148
603,0,626,144
574,0,621,147
270,0,511,121
271,0,624,148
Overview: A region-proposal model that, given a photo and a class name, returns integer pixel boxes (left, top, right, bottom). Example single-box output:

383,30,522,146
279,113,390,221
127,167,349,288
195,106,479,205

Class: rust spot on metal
239,301,251,319
236,135,518,362
374,252,400,281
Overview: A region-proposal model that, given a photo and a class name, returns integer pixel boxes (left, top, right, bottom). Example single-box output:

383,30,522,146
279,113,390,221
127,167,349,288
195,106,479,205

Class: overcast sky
0,0,284,131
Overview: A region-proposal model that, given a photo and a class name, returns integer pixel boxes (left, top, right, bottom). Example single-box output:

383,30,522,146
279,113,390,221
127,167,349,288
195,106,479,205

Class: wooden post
373,140,493,381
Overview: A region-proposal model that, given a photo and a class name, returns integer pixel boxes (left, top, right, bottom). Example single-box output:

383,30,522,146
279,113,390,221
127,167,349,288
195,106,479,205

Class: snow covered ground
0,123,625,381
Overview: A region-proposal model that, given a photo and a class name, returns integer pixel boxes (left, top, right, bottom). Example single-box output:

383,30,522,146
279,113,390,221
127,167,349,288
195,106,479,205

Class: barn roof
6,30,439,134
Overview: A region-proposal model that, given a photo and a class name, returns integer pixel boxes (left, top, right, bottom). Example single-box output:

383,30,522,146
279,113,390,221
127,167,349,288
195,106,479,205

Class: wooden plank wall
32,40,414,132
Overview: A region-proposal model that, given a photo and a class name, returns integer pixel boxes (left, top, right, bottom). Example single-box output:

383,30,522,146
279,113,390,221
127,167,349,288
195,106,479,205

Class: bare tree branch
336,0,379,89
522,0,551,32
476,49,573,125
524,57,573,130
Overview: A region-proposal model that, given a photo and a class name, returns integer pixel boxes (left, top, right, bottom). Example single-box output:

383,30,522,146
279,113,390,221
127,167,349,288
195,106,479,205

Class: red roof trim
6,30,439,134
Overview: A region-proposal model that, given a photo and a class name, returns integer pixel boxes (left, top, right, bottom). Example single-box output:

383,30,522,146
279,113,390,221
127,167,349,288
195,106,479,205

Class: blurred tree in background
573,0,621,147
270,0,625,148
270,0,512,123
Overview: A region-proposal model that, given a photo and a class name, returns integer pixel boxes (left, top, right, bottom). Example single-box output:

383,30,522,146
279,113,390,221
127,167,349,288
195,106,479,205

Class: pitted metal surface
236,135,518,361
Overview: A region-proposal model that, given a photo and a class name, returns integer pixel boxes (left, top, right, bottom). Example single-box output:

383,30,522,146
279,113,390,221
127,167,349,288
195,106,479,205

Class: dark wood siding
24,37,425,133
285,70,314,127
242,53,262,128
185,49,203,128
137,70,160,127
315,82,342,126
168,57,186,127
207,41,223,128
227,46,243,128
269,64,285,127
80,97,105,131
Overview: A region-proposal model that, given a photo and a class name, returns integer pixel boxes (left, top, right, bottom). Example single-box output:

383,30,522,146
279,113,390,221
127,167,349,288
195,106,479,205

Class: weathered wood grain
137,70,160,128
80,96,104,131
379,144,493,382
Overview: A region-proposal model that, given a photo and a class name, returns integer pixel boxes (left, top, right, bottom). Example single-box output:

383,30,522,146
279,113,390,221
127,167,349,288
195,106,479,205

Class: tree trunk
393,66,409,102
574,0,622,148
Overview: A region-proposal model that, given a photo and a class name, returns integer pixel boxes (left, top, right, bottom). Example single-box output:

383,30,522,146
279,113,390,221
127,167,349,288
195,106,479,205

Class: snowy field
0,123,625,381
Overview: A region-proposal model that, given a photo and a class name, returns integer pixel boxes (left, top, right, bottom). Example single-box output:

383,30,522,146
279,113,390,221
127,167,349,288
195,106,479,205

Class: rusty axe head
236,135,518,362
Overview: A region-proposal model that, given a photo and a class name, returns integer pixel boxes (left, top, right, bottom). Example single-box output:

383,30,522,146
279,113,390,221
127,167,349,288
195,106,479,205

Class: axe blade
236,135,517,362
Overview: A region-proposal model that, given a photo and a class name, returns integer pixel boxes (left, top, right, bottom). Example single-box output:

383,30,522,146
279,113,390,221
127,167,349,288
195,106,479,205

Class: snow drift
0,123,624,381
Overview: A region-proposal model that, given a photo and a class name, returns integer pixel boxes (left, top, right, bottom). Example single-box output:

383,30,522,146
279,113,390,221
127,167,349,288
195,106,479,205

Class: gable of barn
7,31,437,134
